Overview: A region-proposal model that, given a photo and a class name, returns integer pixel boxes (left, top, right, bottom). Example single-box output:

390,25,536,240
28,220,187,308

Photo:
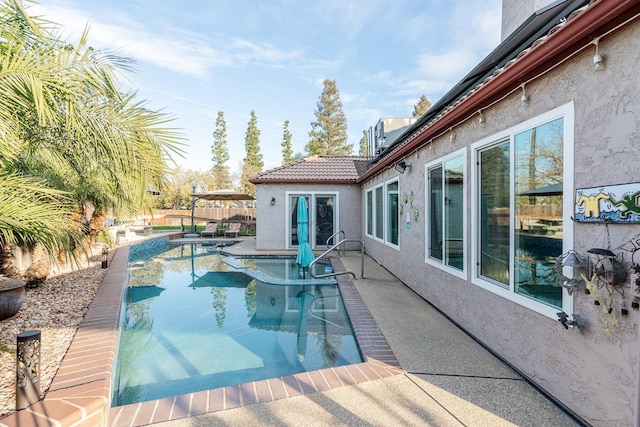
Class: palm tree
0,0,184,278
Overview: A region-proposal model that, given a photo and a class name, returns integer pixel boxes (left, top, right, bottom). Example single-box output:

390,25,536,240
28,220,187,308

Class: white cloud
29,2,319,79
398,0,502,102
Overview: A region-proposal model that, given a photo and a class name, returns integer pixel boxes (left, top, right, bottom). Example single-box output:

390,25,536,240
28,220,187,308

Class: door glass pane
315,196,335,247
429,166,443,261
479,142,510,286
444,156,464,270
514,118,563,308
290,195,299,247
375,187,383,239
366,191,373,236
387,182,398,245
289,195,309,247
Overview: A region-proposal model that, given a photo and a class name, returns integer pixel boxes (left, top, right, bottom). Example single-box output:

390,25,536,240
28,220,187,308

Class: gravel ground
0,250,109,418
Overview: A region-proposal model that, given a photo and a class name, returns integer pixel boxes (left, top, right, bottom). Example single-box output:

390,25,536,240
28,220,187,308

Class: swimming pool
112,243,362,406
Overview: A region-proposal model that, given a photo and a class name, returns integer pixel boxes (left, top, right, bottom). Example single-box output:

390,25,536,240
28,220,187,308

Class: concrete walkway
152,243,582,427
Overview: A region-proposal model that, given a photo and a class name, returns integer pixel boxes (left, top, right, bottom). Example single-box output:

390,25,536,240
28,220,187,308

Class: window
426,152,465,273
366,191,373,236
386,181,399,246
366,180,400,248
374,186,383,240
473,103,573,317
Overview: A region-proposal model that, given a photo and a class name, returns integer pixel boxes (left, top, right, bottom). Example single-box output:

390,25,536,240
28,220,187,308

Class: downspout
636,324,640,427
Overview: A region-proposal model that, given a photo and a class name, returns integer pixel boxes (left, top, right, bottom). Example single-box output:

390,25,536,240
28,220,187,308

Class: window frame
386,179,399,248
424,148,467,279
365,179,400,250
285,191,339,249
470,102,574,319
366,190,373,237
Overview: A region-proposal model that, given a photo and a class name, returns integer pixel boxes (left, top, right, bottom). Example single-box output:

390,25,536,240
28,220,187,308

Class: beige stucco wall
363,22,640,426
254,183,362,251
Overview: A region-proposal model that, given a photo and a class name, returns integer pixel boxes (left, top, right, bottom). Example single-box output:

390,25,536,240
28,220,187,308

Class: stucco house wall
254,183,362,251
362,19,640,426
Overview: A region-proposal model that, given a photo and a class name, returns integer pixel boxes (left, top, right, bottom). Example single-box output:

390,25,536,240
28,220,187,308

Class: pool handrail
325,229,346,255
309,238,365,280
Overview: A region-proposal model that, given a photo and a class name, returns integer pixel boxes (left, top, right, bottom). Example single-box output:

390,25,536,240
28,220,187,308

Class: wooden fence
141,208,256,227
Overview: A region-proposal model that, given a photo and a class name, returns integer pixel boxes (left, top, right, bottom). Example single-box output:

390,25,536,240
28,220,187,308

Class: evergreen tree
358,130,370,156
211,111,232,189
306,79,351,156
281,120,294,164
241,110,263,197
412,95,432,118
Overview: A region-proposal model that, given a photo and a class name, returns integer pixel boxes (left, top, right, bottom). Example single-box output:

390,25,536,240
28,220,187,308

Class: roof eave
249,179,358,185
358,0,640,183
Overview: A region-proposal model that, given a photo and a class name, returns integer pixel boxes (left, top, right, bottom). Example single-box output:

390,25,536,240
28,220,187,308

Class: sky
28,0,503,175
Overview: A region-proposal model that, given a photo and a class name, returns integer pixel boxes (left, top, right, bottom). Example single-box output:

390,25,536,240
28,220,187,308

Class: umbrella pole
190,186,196,232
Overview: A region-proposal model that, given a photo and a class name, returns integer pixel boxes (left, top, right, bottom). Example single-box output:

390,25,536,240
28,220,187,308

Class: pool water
112,244,362,406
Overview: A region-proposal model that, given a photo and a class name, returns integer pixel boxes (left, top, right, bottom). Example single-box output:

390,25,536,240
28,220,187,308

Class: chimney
501,0,557,41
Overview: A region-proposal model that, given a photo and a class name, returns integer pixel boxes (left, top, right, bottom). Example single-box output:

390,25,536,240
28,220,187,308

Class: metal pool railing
309,238,365,280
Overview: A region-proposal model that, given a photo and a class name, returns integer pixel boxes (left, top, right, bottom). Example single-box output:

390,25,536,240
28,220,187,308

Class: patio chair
224,222,241,237
200,222,218,238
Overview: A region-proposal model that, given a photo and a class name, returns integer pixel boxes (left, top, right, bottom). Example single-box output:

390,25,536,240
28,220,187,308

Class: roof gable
249,155,371,184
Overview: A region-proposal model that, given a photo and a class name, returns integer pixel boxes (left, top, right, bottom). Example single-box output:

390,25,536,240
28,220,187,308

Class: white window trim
365,188,374,239
285,191,339,250
424,148,467,280
385,178,400,250
470,102,574,319
369,184,385,243
365,180,400,250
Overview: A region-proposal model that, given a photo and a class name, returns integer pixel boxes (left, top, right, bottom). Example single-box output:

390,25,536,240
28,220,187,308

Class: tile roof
249,155,372,184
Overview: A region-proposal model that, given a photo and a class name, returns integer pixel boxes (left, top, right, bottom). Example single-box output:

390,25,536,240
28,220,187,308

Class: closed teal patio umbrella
296,197,315,270
296,287,314,361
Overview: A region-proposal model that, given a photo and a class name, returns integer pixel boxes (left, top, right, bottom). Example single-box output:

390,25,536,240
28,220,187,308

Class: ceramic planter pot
0,277,26,320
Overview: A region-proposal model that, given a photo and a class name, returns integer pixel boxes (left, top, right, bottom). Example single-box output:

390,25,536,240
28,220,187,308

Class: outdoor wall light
395,161,411,174
593,37,605,71
520,84,529,106
271,197,276,206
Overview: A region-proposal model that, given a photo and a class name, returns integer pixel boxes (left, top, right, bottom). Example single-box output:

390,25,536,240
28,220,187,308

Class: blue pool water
112,242,362,406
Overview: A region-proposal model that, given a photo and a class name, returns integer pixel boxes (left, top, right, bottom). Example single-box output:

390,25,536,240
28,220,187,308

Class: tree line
156,81,432,209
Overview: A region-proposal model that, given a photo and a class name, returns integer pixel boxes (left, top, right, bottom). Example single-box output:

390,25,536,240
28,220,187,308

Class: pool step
221,256,250,269
221,256,335,285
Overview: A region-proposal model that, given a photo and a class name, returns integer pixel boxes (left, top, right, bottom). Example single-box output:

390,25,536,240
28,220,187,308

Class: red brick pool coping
0,238,402,426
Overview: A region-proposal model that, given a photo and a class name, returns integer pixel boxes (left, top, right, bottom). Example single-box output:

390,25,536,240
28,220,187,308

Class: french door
288,193,337,249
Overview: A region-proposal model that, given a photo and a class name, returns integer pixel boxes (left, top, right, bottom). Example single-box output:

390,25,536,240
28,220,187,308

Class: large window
473,104,573,317
426,151,465,273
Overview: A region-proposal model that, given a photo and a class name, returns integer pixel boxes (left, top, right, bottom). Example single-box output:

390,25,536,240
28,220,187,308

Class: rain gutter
357,0,640,183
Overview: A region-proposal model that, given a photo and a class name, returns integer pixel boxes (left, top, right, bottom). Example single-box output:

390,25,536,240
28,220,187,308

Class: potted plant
0,276,26,320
